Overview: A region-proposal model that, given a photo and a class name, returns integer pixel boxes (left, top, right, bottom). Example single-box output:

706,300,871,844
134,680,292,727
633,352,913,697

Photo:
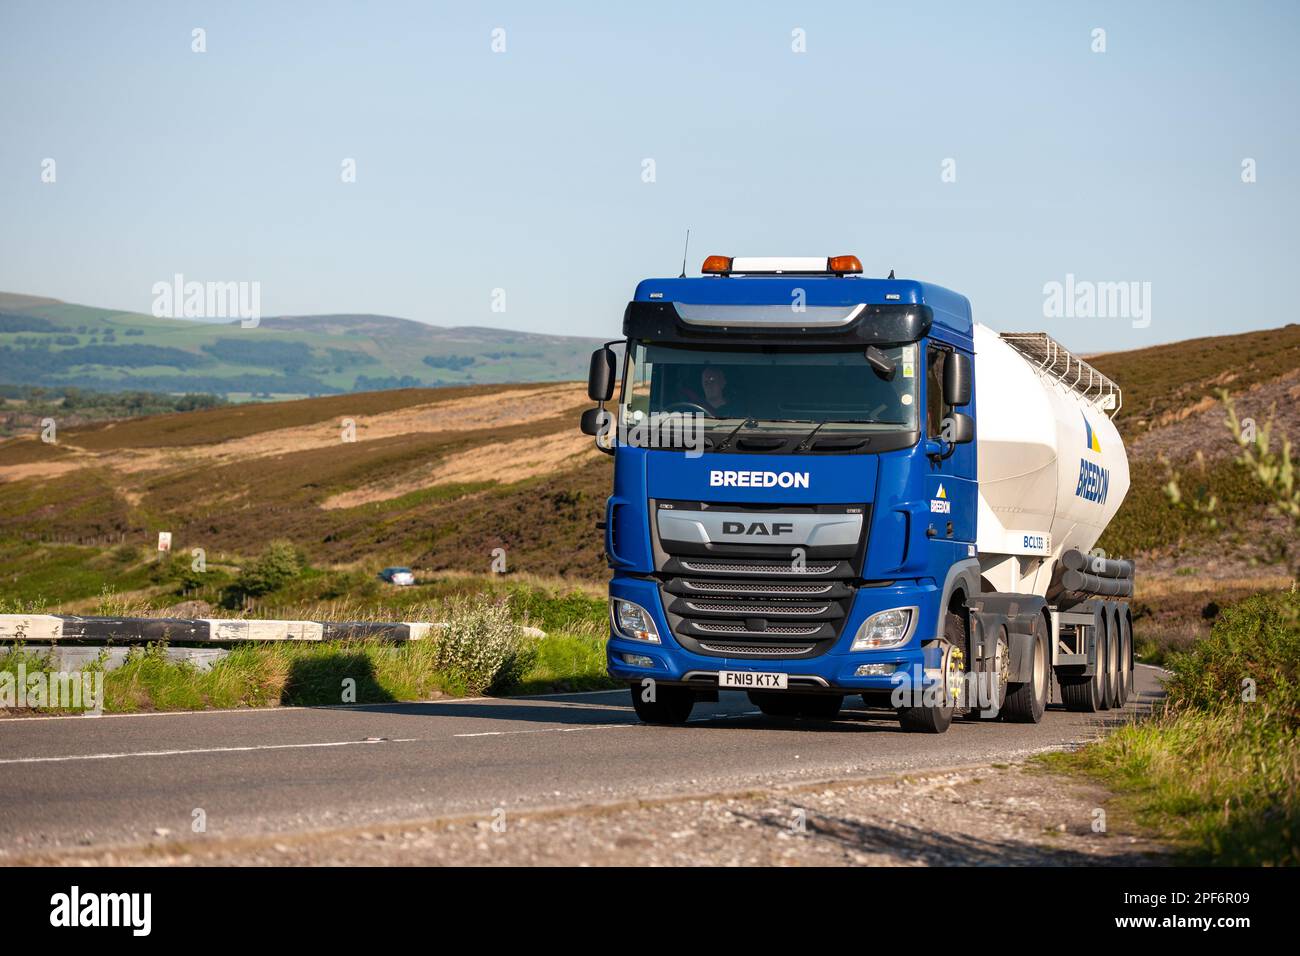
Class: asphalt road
0,666,1163,858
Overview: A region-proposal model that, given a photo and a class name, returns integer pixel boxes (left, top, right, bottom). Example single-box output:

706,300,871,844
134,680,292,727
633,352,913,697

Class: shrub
433,596,537,695
1049,587,1300,865
1163,588,1300,727
225,540,304,605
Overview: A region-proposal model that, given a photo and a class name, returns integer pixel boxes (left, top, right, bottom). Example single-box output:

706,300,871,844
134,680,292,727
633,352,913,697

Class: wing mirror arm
926,412,975,462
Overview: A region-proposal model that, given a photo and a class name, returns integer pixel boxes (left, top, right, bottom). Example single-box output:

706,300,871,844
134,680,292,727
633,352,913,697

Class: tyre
898,699,954,733
750,692,843,720
972,622,1010,720
1061,616,1107,713
1102,610,1120,711
1002,615,1049,723
1116,608,1133,707
630,683,694,725
898,609,966,734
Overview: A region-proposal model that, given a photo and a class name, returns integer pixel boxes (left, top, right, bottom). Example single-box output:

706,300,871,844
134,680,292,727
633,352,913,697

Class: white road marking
0,737,418,765
454,724,635,738
0,688,627,723
0,706,326,724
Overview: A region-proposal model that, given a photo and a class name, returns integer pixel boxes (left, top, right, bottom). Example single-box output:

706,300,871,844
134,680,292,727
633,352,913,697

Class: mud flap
1007,629,1036,683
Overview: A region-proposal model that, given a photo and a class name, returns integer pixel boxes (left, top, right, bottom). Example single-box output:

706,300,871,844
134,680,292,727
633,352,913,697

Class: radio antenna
679,229,691,277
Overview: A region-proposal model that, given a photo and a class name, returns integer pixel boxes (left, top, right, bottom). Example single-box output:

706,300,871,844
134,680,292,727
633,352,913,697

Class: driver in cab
679,366,736,418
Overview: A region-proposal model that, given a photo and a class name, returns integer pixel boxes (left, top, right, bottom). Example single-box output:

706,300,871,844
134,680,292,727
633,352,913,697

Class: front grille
678,558,839,576
682,601,830,615
682,579,834,596
692,620,823,636
656,521,862,659
698,642,816,656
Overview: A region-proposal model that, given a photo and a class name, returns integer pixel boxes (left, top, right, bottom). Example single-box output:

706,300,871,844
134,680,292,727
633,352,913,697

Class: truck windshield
621,342,919,435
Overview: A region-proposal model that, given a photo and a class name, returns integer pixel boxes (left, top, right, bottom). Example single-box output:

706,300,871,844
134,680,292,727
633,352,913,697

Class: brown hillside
1,324,1295,594
1091,323,1300,441
0,381,608,578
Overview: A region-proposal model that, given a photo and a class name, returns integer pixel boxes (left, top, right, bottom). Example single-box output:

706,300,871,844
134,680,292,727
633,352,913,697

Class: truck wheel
630,684,694,725
898,610,966,734
1117,610,1133,707
1002,615,1048,723
1102,611,1120,711
1060,616,1107,713
972,623,1009,720
750,692,843,720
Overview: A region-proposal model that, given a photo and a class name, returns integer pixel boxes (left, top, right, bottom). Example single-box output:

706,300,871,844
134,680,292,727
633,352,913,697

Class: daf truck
579,255,1135,733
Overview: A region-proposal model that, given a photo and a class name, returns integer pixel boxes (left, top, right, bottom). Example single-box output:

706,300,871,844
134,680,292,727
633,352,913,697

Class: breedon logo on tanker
709,470,810,489
1075,414,1110,504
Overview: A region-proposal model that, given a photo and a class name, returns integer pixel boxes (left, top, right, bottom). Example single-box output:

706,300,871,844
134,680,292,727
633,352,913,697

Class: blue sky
1,0,1296,352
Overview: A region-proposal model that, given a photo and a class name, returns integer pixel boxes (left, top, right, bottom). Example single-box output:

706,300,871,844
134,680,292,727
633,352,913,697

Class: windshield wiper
794,421,827,451
715,418,757,451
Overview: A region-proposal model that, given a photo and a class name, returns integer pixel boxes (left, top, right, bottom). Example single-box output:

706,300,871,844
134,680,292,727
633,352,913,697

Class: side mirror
579,407,605,436
587,347,616,403
579,407,615,455
947,411,975,444
928,411,974,460
943,352,972,406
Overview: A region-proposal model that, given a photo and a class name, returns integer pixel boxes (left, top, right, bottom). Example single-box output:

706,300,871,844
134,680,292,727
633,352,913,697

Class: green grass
0,540,158,606
0,576,614,712
105,640,458,711
1,630,611,714
1044,589,1300,865
515,632,616,694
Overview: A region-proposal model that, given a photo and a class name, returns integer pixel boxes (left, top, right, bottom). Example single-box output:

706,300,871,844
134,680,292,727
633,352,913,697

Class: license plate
718,670,788,690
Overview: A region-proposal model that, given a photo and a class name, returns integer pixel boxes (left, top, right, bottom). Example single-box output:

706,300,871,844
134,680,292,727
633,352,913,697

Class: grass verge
1042,588,1299,865
0,588,615,714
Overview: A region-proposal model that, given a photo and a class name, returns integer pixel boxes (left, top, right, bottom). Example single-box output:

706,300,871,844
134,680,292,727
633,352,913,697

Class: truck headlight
851,607,917,651
611,598,661,643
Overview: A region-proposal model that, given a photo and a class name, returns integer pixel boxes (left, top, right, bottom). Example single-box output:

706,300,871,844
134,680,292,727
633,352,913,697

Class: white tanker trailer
970,326,1135,716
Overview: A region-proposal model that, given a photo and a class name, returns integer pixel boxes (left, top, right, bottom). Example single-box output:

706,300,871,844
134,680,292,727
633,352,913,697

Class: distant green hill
0,292,604,398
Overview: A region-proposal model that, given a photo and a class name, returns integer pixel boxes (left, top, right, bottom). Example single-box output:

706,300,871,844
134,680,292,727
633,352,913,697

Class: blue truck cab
580,255,987,733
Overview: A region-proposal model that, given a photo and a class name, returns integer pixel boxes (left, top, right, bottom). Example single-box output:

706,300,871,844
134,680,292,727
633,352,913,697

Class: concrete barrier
0,615,434,644
3,644,233,673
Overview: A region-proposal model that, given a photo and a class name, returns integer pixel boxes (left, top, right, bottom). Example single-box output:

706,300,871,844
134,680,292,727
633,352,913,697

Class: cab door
924,342,977,552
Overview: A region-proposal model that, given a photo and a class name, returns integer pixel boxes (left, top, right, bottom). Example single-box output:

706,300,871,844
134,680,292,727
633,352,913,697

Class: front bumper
606,574,943,694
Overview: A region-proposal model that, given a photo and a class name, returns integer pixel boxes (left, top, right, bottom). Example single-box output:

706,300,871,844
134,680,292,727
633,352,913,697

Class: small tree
1165,390,1299,577
230,540,303,600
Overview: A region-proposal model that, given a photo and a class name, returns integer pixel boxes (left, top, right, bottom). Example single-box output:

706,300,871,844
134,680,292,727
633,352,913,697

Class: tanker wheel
1002,614,1049,724
1060,618,1107,713
898,610,967,734
749,692,843,720
1115,608,1133,707
1102,611,1120,711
